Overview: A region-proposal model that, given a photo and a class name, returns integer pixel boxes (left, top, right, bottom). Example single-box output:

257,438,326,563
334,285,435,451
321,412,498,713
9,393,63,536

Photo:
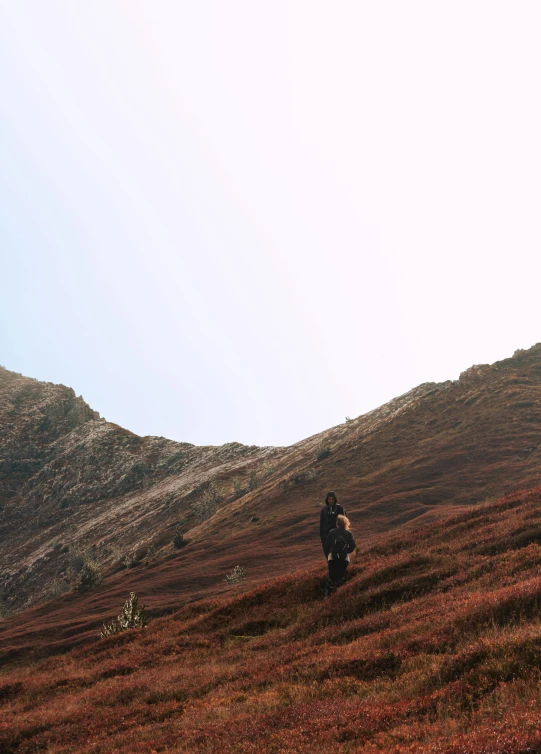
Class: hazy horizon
2,2,541,446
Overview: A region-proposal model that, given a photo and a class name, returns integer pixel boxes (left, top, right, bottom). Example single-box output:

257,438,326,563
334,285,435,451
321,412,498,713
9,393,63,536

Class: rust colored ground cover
6,343,541,622
3,486,541,751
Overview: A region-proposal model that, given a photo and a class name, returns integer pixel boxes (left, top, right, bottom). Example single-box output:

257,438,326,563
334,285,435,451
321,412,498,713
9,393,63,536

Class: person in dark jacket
319,491,345,557
324,514,356,597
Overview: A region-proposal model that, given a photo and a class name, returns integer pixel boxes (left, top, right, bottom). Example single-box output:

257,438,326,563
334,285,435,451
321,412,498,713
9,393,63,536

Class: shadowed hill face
3,486,541,752
2,343,541,615
0,367,99,504
0,368,275,614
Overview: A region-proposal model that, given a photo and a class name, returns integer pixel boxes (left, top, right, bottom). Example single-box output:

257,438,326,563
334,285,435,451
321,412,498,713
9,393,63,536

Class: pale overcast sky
1,1,540,446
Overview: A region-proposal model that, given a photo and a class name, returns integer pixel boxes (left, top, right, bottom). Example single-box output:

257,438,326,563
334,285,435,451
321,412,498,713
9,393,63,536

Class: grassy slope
4,486,541,752
5,344,541,618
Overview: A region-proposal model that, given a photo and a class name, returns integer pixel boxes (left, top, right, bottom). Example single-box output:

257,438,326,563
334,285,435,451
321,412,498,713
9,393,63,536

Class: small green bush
292,468,317,485
68,547,87,574
204,481,224,507
248,471,259,491
49,576,69,598
316,445,331,462
75,562,103,593
225,565,246,585
121,552,141,569
173,528,187,549
193,480,224,523
233,479,246,499
100,592,148,638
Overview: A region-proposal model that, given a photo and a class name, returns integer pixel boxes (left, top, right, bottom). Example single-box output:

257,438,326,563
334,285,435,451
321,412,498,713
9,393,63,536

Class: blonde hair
336,514,351,530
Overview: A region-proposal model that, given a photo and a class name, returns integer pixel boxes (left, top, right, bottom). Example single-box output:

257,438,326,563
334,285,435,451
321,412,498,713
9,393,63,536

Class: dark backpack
321,504,344,535
330,531,349,558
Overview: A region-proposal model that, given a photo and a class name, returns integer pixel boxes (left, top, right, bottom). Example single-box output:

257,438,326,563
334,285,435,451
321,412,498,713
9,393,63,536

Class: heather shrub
193,480,224,522
172,527,187,549
48,575,69,598
75,562,103,593
10,486,541,754
100,592,148,638
248,470,259,491
225,565,246,585
261,462,275,479
204,480,223,506
293,468,317,485
316,445,331,461
68,547,87,574
121,551,141,569
233,478,246,499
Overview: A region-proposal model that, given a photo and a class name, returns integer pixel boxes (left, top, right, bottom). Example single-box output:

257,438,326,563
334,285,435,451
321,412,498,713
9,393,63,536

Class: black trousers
326,558,348,593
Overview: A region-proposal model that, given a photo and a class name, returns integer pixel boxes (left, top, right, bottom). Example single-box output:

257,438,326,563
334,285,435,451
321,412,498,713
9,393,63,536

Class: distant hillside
2,343,541,615
3,484,541,752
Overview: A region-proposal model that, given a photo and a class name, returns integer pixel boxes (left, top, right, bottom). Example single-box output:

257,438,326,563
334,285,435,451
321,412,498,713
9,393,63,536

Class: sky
1,1,541,447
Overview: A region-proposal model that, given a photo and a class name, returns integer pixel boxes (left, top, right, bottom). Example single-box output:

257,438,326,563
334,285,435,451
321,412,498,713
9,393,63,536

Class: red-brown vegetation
4,486,541,751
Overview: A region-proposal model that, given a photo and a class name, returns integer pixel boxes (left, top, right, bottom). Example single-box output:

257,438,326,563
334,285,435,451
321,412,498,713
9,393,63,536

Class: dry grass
4,487,541,751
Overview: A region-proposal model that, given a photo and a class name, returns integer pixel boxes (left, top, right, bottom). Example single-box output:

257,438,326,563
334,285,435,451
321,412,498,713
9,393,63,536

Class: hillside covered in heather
3,486,541,752
3,343,541,619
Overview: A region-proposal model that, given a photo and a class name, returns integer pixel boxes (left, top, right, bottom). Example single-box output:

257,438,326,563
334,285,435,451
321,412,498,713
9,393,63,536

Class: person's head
325,491,337,505
336,514,351,531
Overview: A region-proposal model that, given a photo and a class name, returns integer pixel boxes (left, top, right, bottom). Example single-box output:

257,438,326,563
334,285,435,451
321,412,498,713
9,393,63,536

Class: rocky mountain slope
2,343,541,616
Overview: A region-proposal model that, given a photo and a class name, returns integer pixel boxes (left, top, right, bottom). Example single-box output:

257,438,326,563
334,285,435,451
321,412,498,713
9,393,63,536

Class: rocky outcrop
0,369,99,505
459,364,491,382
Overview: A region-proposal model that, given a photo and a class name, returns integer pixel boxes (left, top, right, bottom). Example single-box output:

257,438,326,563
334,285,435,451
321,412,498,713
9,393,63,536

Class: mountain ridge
2,343,541,617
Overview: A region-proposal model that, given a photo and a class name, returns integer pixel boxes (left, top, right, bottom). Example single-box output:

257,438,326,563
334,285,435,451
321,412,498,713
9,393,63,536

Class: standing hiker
324,514,356,597
319,491,345,557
